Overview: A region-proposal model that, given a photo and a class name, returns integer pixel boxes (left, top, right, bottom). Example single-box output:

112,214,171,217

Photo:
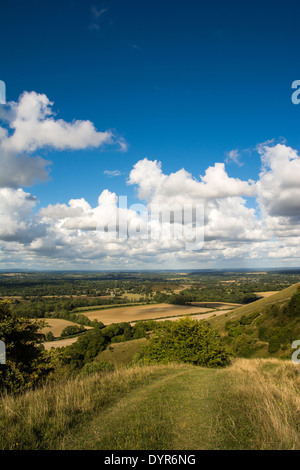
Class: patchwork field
80,303,217,324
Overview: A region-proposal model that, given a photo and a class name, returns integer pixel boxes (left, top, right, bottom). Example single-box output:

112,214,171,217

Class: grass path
60,360,300,450
60,367,238,450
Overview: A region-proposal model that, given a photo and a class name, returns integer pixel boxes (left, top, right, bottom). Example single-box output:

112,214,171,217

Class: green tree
61,328,110,369
45,331,55,341
60,324,85,338
140,317,229,367
0,301,52,393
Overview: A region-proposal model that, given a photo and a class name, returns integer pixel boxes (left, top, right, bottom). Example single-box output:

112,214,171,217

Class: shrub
45,331,55,341
140,317,230,368
78,361,114,377
233,334,259,358
268,336,281,354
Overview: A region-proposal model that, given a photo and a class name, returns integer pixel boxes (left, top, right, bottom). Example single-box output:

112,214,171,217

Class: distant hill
208,281,300,359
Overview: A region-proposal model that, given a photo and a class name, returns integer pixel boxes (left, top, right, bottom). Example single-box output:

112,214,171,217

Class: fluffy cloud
0,187,47,243
128,158,256,205
257,143,300,220
0,91,126,188
1,93,300,269
0,150,50,188
0,162,261,267
31,146,300,266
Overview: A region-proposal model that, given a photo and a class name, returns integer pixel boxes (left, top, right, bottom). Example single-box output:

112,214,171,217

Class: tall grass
0,364,181,450
0,359,299,450
216,358,300,449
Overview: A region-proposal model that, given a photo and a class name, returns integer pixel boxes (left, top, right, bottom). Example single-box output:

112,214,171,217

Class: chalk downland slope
207,281,300,360
209,281,300,333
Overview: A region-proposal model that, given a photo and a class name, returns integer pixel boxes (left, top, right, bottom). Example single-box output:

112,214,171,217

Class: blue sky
1,0,300,269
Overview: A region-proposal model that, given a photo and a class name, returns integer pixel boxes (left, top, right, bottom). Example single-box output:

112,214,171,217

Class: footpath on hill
60,366,248,450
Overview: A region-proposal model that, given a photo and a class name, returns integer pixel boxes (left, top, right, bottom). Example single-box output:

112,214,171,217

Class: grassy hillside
209,281,300,332
0,358,299,450
95,337,148,367
206,281,300,359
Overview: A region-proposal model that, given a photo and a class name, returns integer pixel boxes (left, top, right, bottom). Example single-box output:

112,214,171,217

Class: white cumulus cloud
0,91,126,188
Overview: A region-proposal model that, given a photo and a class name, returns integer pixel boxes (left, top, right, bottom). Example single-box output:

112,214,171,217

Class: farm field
43,307,237,350
80,302,218,324
160,309,234,323
44,337,79,350
121,293,143,301
41,318,92,338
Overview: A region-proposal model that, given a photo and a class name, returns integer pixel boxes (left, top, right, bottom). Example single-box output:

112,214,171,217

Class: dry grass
0,364,181,450
254,291,280,298
0,358,299,450
219,358,300,449
155,309,234,323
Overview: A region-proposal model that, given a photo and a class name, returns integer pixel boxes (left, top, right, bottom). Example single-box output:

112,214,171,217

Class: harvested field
44,337,78,350
41,318,92,338
157,309,234,322
173,284,192,293
80,303,216,324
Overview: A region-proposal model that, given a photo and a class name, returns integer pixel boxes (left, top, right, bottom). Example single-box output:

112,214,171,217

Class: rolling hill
209,281,300,331
208,281,300,359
